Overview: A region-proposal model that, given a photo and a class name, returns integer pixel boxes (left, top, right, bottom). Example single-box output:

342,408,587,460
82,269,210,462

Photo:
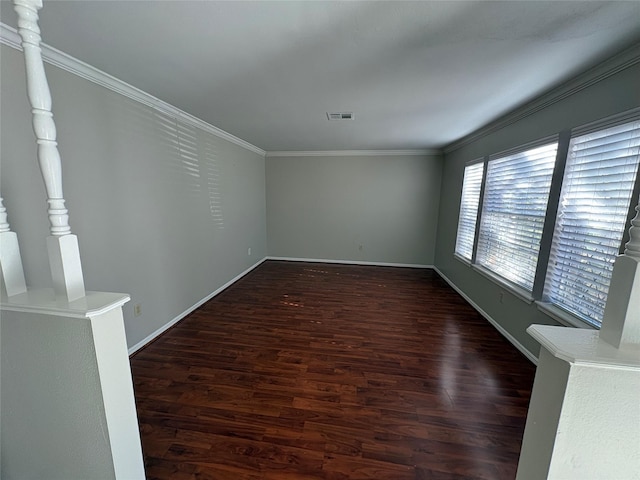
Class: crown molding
5,16,635,159
265,149,441,158
0,22,266,157
444,42,640,154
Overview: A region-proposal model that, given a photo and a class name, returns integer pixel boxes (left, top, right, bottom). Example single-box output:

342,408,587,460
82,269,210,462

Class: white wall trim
444,42,640,154
433,266,539,365
265,149,441,158
0,22,266,157
127,258,267,355
266,256,433,269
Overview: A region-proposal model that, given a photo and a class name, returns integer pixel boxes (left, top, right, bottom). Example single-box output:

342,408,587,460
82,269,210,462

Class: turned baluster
624,201,640,259
0,198,10,234
14,0,85,301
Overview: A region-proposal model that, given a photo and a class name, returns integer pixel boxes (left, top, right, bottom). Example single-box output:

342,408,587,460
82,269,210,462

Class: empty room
1,1,639,479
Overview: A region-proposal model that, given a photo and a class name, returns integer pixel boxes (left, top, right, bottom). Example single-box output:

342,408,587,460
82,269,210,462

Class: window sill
536,301,598,330
471,264,534,304
453,253,472,267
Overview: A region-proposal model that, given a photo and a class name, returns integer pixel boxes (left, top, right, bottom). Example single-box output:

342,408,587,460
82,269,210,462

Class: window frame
474,136,559,295
454,159,486,265
540,117,640,328
455,108,640,330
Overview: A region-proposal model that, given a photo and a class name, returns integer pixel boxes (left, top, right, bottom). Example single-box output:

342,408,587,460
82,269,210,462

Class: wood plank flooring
131,260,536,480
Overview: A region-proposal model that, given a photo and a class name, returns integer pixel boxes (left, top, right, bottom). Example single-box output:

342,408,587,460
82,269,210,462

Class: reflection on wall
202,134,225,229
0,44,266,350
113,99,225,229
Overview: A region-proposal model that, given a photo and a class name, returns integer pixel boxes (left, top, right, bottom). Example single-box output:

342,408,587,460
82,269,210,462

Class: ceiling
2,1,640,152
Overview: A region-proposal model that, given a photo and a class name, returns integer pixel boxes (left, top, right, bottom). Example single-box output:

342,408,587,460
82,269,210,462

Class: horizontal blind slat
544,119,640,326
478,142,557,292
455,161,485,260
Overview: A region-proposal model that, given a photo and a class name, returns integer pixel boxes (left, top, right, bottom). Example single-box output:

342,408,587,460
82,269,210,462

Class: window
544,120,640,327
476,142,558,292
453,110,640,329
454,161,484,262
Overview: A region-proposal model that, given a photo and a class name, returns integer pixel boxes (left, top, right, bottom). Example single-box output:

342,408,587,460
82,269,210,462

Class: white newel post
516,194,640,480
0,197,28,297
14,0,85,302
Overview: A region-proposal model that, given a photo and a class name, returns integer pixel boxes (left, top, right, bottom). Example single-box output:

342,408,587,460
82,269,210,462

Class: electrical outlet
134,304,142,317
248,247,252,256
499,292,504,304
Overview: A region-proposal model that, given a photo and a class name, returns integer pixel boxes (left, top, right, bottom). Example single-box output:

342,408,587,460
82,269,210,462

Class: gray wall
0,45,267,349
266,154,443,265
434,61,640,358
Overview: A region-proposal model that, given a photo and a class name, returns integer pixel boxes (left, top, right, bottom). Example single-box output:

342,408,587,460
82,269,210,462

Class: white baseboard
433,266,538,365
128,258,267,355
266,256,433,269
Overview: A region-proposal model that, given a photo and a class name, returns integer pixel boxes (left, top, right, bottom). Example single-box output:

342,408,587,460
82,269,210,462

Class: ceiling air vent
327,112,354,121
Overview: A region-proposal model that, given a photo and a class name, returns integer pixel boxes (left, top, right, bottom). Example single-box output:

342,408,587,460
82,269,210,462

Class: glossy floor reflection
131,260,535,479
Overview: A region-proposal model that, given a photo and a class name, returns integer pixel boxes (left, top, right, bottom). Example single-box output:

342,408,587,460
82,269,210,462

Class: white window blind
544,120,640,326
476,142,557,292
455,162,484,261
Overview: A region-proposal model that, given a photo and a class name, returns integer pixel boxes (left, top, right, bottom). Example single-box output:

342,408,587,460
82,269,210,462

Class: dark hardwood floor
131,260,536,480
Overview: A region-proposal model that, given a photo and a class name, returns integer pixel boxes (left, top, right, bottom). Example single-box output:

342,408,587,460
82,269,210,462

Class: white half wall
266,153,443,265
2,309,116,479
0,45,268,349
